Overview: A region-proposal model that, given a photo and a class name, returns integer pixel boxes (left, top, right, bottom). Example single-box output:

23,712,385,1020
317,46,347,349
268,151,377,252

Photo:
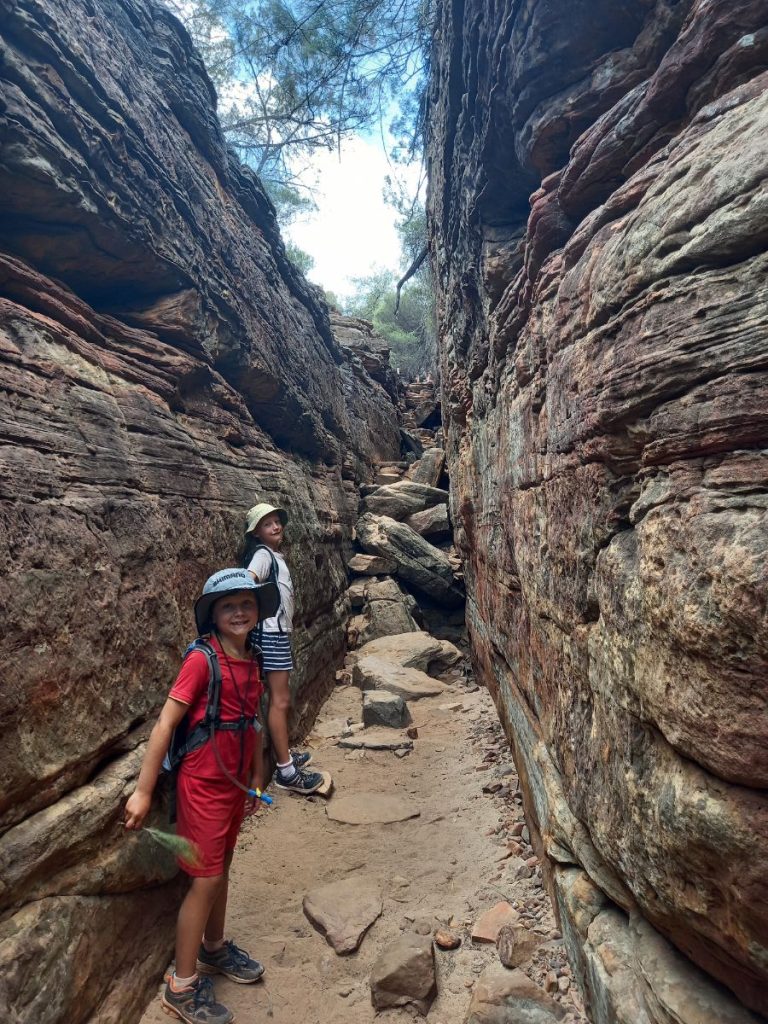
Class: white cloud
283,137,421,302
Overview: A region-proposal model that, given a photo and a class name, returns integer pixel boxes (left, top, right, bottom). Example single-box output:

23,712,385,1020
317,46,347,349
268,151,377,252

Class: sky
282,135,423,304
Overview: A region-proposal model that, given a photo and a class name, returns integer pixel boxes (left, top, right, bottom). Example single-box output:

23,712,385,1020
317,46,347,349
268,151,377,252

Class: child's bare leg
203,851,233,947
175,874,224,977
266,670,292,765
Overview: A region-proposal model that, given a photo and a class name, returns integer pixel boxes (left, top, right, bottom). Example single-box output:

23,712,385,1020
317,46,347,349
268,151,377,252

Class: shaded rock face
0,0,400,1019
427,1,768,1021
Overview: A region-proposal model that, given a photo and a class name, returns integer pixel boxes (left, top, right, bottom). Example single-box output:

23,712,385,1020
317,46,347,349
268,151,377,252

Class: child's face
254,512,284,549
211,591,260,645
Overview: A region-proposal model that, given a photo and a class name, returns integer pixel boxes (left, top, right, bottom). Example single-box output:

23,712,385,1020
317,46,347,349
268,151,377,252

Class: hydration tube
209,721,274,805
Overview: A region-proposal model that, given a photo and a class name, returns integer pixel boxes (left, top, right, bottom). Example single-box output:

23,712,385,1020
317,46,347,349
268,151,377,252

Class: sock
203,938,225,953
171,973,198,991
277,758,297,780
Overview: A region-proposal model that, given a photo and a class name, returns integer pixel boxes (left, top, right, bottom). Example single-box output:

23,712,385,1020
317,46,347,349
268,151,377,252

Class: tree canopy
167,0,433,216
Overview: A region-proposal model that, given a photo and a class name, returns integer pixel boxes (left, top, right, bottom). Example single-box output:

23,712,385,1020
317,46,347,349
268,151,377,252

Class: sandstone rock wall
0,0,400,1020
426,1,768,1020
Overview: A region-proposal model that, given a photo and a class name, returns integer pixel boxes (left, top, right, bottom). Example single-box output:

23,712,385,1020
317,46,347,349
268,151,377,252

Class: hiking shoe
161,975,233,1023
274,767,324,794
197,940,265,984
291,749,312,769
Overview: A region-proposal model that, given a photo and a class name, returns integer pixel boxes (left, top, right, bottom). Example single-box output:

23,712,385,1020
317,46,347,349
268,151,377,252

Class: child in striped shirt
242,503,323,795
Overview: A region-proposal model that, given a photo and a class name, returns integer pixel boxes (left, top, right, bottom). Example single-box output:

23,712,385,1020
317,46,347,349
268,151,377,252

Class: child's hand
124,790,151,830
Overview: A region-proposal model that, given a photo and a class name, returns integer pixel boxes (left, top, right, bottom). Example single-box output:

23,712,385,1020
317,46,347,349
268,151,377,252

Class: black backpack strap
166,638,222,770
251,544,283,633
251,544,279,586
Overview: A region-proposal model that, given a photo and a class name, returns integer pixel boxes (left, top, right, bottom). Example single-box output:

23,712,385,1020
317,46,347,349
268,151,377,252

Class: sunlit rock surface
427,0,768,1020
0,0,399,1019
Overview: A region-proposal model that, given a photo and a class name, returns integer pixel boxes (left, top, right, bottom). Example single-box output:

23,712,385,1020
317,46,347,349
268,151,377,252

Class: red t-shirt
169,638,263,783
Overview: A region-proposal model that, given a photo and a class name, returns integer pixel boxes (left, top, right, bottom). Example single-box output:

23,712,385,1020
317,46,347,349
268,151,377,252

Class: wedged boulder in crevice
361,480,449,521
356,514,465,608
405,503,451,540
405,447,446,487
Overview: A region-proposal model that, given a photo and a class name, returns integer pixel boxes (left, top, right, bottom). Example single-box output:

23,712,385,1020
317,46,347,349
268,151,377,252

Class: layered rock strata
427,0,768,1020
0,0,400,1020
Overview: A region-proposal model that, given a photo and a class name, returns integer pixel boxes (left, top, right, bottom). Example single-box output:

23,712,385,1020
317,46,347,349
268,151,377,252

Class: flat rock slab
348,631,461,674
370,934,437,1015
338,729,414,751
303,878,382,954
326,793,420,825
314,771,334,797
465,964,566,1024
471,902,520,943
353,656,447,700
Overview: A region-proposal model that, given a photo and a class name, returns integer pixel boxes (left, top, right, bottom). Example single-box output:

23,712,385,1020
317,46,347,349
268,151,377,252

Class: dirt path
140,665,587,1024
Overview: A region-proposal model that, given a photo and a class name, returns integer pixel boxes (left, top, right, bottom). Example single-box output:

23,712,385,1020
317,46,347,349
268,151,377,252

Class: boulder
405,504,451,539
357,577,420,645
352,657,447,701
363,691,411,728
347,552,398,576
405,447,446,487
370,935,437,1015
302,878,383,955
465,964,566,1024
346,579,368,609
356,514,465,607
497,924,543,969
348,631,462,675
361,481,450,521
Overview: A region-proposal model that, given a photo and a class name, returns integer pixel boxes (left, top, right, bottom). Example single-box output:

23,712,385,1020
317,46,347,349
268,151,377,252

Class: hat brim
194,580,280,635
246,505,288,532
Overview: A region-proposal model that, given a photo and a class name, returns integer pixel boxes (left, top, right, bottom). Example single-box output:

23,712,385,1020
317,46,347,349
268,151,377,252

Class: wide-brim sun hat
246,502,288,534
194,567,280,634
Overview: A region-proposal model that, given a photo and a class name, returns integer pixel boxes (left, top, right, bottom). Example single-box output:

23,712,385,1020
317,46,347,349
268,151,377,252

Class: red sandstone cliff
0,0,400,1018
427,1,768,1021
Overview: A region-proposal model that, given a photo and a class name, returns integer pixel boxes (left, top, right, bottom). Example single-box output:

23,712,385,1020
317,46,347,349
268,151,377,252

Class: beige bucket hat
245,502,288,534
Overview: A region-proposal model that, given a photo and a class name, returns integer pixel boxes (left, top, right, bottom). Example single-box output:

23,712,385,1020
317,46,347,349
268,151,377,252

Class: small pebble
434,930,461,950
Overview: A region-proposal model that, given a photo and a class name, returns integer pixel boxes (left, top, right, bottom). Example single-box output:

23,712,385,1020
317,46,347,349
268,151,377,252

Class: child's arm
244,728,265,817
124,696,189,830
246,548,272,583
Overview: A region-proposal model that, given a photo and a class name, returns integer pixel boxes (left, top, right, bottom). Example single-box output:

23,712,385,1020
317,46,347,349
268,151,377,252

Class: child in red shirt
125,568,279,1024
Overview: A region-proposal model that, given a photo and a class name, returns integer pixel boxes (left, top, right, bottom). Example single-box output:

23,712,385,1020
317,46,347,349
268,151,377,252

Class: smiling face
211,590,260,648
254,511,284,550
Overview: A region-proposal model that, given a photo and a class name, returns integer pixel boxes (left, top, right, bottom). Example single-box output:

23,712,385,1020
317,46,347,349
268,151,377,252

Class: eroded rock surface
0,0,400,1018
427,0,768,1019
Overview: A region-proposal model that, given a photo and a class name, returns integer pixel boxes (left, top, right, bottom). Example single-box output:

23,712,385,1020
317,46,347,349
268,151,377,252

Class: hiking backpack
163,638,262,821
247,543,284,636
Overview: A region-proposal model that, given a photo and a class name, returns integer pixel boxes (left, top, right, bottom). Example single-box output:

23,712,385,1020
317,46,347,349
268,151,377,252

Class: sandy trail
139,667,586,1024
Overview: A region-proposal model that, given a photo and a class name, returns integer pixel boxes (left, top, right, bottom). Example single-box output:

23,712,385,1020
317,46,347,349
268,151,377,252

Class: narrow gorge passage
134,415,584,1024
139,661,586,1024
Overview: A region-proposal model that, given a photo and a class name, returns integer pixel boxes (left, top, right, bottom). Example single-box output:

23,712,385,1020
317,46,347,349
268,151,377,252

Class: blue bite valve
249,788,273,805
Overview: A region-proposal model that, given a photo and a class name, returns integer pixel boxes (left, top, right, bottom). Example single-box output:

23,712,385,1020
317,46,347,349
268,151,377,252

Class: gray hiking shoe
274,766,324,794
161,975,233,1023
197,939,265,983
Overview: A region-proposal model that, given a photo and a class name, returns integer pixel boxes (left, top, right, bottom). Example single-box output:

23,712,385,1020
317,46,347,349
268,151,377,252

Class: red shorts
175,769,246,877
